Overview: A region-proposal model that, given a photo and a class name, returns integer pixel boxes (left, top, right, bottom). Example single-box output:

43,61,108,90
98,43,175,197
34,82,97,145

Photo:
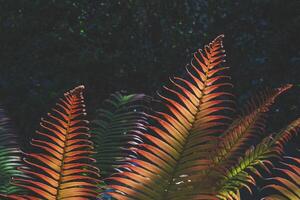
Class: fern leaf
216,118,300,199
195,85,293,199
92,92,149,178
2,86,101,199
261,155,300,200
106,35,235,199
214,85,292,166
0,105,26,195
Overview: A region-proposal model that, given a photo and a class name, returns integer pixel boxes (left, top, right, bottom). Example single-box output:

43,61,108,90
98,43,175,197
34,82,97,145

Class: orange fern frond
262,155,300,200
214,84,292,166
273,118,300,153
3,85,101,200
106,35,235,199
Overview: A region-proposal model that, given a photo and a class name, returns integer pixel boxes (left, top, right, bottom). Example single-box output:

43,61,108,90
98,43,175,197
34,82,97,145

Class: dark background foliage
0,0,299,198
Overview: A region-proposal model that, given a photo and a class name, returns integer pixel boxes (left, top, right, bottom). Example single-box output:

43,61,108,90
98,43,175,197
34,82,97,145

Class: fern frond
2,86,101,199
106,35,235,199
214,84,292,166
92,92,149,178
216,137,274,200
0,106,26,195
261,155,300,200
198,84,291,198
216,118,300,199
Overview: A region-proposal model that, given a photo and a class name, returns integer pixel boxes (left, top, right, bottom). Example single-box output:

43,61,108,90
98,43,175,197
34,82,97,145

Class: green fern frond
216,118,300,199
92,92,150,178
190,85,292,199
0,106,26,195
217,137,274,200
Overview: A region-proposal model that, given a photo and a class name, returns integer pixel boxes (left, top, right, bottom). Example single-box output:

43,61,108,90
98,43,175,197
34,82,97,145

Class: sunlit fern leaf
1,85,101,200
106,35,235,199
216,118,300,200
0,106,26,195
216,137,275,200
213,85,292,167
91,92,150,178
194,85,293,199
261,155,300,200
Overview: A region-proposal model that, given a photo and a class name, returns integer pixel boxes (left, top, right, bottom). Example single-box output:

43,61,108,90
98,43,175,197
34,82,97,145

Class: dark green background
0,1,299,197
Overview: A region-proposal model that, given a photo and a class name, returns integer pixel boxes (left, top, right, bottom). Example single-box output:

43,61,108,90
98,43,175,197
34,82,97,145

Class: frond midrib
161,48,227,198
55,100,73,198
